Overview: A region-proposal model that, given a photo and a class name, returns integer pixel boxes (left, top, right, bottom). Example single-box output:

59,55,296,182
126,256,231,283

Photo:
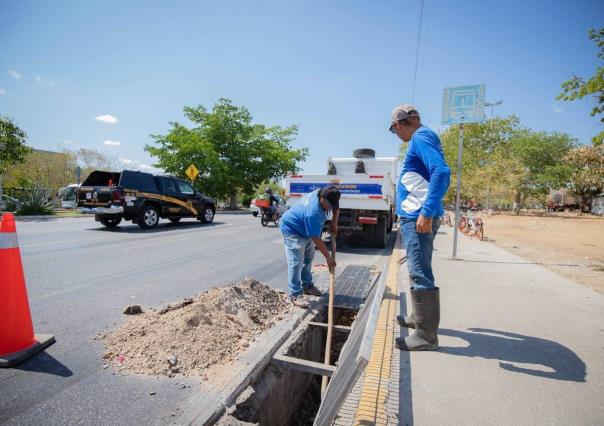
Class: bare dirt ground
99,278,292,380
480,213,604,294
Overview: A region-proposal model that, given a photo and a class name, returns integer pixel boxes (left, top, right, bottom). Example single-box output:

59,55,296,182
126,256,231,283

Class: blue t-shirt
396,126,451,219
280,190,326,238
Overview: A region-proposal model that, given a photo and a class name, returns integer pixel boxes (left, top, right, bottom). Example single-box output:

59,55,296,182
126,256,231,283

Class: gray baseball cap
389,104,419,131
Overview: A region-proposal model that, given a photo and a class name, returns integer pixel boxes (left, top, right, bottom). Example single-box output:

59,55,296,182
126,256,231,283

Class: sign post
442,84,485,259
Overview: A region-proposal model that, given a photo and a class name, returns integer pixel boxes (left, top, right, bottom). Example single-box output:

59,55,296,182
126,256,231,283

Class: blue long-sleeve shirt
396,126,451,219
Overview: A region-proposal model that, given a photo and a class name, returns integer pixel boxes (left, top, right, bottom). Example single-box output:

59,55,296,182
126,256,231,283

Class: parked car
250,194,288,217
77,170,216,229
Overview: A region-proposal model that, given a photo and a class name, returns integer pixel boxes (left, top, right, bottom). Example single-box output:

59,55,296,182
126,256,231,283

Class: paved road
0,214,392,425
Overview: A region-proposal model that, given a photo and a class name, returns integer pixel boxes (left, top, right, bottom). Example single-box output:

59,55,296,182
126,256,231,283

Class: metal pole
452,117,464,259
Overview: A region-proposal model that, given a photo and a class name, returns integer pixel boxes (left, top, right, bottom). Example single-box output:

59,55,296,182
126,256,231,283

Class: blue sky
1,0,602,175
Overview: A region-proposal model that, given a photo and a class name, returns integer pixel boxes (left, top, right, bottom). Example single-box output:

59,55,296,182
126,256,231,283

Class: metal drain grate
322,265,374,310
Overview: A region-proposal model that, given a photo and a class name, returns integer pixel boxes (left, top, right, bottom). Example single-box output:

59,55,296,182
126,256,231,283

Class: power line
411,0,424,104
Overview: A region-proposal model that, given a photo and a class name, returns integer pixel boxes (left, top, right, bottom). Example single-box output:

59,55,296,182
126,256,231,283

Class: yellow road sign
185,164,199,181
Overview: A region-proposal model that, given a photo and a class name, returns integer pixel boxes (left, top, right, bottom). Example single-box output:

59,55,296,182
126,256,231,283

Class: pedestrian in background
280,186,340,308
389,104,451,351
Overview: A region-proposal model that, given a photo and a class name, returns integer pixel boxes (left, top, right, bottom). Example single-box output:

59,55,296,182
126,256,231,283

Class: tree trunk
513,192,525,215
229,192,238,210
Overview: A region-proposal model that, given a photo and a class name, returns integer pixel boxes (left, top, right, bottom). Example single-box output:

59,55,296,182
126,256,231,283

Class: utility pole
484,100,502,210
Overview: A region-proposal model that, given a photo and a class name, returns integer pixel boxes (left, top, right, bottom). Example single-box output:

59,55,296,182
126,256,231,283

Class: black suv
77,170,216,229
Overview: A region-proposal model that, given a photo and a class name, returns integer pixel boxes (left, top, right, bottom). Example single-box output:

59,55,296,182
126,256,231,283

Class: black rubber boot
396,288,440,351
396,313,416,329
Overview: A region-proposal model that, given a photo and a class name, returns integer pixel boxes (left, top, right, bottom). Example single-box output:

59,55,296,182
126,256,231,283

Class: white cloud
0,88,6,95
103,140,122,146
8,69,21,79
553,102,565,114
33,76,57,86
95,114,118,124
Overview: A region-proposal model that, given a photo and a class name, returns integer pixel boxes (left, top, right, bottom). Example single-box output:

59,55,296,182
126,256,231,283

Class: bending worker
280,185,341,307
389,104,451,351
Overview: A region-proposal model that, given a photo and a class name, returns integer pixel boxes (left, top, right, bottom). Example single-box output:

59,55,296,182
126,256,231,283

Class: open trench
217,306,358,426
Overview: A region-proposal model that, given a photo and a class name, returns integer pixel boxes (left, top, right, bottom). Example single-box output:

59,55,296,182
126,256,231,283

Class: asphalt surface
0,213,392,425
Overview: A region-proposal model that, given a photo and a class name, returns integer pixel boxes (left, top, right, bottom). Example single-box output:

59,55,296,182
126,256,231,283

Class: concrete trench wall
219,308,356,426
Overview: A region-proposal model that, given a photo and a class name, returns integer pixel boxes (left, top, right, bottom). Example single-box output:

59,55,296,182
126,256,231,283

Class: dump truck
285,149,399,248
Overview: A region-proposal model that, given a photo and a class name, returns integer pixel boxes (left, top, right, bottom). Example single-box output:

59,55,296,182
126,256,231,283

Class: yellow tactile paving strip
354,231,401,425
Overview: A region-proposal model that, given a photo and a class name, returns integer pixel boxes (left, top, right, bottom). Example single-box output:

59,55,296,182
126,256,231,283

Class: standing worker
280,185,341,307
389,104,451,351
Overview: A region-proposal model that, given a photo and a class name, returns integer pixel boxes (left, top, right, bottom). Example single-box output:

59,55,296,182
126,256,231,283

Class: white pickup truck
285,149,400,248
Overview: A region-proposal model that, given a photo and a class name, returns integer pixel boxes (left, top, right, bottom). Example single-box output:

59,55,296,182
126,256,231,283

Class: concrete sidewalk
396,227,604,425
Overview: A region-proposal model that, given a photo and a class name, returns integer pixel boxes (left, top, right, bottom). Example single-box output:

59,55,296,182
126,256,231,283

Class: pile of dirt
100,278,291,377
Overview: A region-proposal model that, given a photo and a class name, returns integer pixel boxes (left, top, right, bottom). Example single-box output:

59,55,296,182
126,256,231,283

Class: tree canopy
145,98,308,207
439,116,577,213
0,116,31,174
557,27,604,146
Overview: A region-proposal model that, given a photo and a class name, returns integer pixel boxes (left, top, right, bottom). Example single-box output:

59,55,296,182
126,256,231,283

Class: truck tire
353,148,376,159
100,216,122,228
200,206,215,224
387,213,393,233
363,224,376,246
374,216,388,248
138,205,160,229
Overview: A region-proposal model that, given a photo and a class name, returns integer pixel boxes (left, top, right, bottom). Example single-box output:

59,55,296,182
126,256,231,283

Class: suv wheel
100,216,122,228
200,206,215,223
139,205,159,229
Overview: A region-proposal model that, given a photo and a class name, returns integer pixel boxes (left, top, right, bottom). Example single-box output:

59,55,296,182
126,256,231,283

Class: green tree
1,117,31,201
440,116,576,213
564,144,604,209
507,130,576,213
0,116,31,173
440,116,521,206
146,98,308,208
557,28,604,146
4,150,78,191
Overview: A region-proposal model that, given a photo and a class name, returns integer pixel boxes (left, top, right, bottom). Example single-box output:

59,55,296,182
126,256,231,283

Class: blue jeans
282,233,315,297
401,217,440,291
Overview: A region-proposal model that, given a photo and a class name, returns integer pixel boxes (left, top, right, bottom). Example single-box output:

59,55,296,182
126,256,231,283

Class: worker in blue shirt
280,186,340,307
389,104,451,351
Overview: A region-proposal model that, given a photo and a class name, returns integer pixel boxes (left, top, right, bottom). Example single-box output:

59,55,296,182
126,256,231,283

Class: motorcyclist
265,188,279,219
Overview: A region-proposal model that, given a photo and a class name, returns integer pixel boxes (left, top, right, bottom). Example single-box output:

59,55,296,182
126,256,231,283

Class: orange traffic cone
0,213,55,367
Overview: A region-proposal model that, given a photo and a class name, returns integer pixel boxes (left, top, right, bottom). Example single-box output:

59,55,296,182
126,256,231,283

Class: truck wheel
363,224,376,246
374,216,388,248
138,205,159,229
100,216,122,228
387,213,393,233
200,206,215,223
169,218,181,224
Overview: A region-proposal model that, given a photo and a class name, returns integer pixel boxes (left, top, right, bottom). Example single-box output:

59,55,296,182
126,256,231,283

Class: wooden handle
321,234,336,395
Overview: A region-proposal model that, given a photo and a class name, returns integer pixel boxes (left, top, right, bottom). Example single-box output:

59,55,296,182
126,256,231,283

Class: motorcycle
260,206,280,227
